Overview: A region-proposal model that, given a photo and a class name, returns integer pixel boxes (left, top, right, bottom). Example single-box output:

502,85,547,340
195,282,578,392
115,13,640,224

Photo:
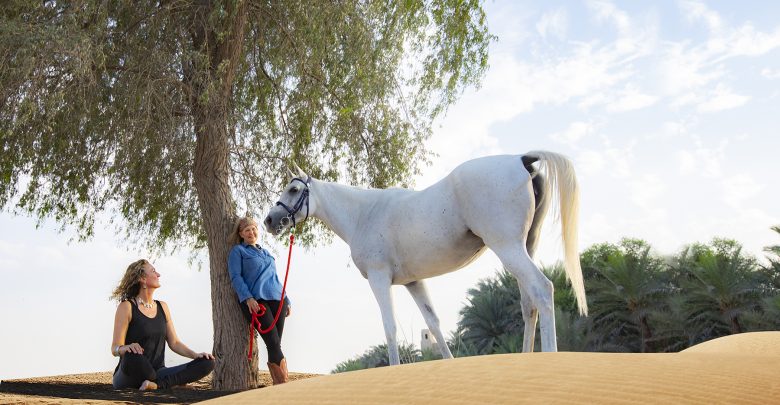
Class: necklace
136,297,154,309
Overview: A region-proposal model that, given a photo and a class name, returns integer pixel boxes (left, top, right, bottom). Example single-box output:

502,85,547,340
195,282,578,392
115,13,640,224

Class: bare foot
139,380,158,391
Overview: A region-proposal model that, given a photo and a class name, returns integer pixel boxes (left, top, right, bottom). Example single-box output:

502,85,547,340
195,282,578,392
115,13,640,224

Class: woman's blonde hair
110,259,150,302
229,216,258,246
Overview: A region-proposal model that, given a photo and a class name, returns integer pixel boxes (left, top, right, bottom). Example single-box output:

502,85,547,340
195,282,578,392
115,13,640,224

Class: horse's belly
392,232,486,284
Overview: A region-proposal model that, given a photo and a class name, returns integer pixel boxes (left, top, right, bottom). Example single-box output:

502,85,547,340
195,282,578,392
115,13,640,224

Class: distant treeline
333,227,780,373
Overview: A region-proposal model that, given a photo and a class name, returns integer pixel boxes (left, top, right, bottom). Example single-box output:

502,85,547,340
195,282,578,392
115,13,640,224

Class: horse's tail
524,151,587,316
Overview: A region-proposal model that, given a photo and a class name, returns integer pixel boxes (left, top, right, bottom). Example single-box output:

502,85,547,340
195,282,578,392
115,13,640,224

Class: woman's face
240,221,259,245
140,263,161,289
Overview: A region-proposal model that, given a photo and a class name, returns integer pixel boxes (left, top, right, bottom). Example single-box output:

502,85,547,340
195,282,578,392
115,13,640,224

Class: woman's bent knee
120,353,156,381
191,357,216,377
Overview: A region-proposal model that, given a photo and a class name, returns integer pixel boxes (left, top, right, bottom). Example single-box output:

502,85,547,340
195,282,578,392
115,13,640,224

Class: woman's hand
246,298,261,314
120,343,144,355
286,305,292,317
196,352,216,360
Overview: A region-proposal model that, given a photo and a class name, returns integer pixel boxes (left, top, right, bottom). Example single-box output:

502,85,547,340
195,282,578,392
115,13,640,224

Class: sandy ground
198,332,780,405
0,370,319,405
3,332,779,405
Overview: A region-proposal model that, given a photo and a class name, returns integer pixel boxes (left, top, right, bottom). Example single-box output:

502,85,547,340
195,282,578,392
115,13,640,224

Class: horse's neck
311,180,376,244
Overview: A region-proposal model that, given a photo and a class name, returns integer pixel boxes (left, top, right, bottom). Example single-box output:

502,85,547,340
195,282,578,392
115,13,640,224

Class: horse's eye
290,187,299,193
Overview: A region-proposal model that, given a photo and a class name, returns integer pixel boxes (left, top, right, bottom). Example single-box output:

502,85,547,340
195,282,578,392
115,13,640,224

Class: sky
1,0,779,380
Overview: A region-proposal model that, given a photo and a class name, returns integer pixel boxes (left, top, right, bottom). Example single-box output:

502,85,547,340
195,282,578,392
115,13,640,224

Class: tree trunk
193,121,258,391
639,316,652,353
730,315,743,335
187,1,255,391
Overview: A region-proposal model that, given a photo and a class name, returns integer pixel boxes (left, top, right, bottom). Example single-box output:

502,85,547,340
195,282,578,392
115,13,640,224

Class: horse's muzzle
263,213,290,235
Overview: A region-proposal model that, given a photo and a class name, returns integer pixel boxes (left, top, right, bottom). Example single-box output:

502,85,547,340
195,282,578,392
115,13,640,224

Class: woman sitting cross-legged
110,259,215,390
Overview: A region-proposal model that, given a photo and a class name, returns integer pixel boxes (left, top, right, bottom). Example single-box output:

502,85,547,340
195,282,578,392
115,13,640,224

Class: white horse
264,151,587,365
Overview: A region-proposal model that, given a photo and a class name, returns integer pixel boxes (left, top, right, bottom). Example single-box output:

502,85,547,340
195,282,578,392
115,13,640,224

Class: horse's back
355,154,535,282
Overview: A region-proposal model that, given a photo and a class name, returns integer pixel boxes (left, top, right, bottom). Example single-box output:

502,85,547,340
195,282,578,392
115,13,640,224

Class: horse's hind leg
405,280,454,359
492,243,557,352
518,284,539,352
366,269,401,365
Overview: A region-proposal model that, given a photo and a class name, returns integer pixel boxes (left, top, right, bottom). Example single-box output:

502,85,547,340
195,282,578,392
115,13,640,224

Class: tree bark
193,119,258,391
187,1,256,391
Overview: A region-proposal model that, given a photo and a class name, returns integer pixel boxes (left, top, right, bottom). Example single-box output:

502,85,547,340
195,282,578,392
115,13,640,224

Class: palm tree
331,342,421,373
764,226,780,257
554,307,594,351
455,270,522,354
586,239,670,352
747,226,780,330
675,239,761,344
760,225,780,290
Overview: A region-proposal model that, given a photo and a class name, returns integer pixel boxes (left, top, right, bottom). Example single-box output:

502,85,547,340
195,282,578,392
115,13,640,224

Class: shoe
267,358,289,385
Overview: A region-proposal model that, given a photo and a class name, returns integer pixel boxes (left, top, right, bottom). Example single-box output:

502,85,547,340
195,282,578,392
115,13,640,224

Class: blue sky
1,0,779,379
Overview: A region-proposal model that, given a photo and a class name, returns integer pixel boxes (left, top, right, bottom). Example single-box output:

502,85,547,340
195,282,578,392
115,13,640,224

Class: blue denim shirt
228,243,290,305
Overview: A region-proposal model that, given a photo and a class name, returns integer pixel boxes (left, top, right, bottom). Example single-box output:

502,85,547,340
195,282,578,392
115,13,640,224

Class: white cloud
536,8,568,40
659,121,689,139
604,147,634,179
680,0,724,33
669,92,702,110
580,212,621,247
606,84,658,112
677,150,697,175
628,174,666,210
575,149,607,176
549,121,597,147
717,24,780,60
654,2,780,111
657,43,725,97
588,0,631,34
721,174,764,208
696,83,750,112
761,68,780,79
676,136,728,178
575,144,634,179
677,2,780,61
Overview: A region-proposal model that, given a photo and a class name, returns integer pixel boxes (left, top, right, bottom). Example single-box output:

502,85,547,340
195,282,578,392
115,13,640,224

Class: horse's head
263,164,313,235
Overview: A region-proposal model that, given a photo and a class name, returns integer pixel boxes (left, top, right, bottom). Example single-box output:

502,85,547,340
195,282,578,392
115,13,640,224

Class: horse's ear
293,163,308,179
287,166,295,179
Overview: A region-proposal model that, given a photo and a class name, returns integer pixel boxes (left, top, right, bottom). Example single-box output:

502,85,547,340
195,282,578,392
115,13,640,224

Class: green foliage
420,347,443,362
331,342,421,373
760,226,780,290
454,269,522,355
586,239,671,352
440,234,780,359
673,238,764,342
0,0,492,251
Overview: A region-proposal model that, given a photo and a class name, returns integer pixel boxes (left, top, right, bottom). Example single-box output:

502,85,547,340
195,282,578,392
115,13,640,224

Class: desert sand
199,332,780,405
2,333,778,404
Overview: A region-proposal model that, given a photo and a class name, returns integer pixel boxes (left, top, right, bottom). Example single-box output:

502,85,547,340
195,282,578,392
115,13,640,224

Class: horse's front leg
366,269,400,365
405,280,453,359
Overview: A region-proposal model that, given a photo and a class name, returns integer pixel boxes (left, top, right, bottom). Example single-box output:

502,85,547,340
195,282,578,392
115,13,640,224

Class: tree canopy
0,0,492,250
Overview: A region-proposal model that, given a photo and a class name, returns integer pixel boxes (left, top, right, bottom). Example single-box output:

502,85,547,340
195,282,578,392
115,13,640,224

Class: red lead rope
248,233,295,360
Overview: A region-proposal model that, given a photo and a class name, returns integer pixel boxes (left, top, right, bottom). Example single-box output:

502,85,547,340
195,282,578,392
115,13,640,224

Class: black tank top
123,300,167,369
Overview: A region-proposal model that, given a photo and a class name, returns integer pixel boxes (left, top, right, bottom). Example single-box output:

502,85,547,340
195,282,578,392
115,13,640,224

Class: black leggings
242,298,289,365
113,353,215,389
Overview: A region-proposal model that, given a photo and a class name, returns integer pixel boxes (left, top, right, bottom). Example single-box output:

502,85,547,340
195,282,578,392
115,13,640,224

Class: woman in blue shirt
228,216,291,385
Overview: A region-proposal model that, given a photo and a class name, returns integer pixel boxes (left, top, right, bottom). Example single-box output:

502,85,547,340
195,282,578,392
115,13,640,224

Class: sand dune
198,332,780,405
